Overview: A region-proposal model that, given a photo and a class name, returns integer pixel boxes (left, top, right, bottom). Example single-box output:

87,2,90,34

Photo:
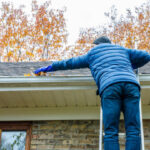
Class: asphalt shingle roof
0,61,150,77
0,62,91,76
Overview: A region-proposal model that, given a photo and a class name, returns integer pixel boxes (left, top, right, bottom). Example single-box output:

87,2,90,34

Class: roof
0,61,150,77
0,62,91,77
0,61,150,121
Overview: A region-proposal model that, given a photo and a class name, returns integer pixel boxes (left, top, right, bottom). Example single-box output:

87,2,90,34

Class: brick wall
119,120,150,150
30,120,150,150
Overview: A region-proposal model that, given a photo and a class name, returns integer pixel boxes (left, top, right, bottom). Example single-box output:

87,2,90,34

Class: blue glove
34,65,54,74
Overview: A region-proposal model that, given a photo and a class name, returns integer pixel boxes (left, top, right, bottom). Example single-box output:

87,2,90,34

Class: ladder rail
99,106,103,150
139,99,145,150
136,69,145,150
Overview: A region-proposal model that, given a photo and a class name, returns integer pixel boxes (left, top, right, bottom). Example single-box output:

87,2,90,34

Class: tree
65,26,108,58
0,2,30,62
0,0,149,62
104,0,150,50
28,0,67,61
67,28,99,57
69,0,150,57
1,132,26,150
0,0,67,62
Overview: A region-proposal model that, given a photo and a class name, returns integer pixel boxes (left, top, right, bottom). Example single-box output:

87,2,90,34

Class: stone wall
30,120,150,150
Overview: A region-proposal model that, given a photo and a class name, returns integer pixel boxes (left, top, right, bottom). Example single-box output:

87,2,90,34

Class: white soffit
0,75,150,120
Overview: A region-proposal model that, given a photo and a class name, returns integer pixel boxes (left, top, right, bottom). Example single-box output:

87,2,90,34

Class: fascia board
0,74,150,83
0,105,149,121
0,86,97,92
0,76,94,84
0,75,150,92
0,76,96,92
0,106,100,121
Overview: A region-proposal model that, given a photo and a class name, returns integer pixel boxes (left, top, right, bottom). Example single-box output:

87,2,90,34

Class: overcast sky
2,0,148,44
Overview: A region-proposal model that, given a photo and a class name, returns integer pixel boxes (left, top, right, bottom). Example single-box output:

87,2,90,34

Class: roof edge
0,74,150,84
0,76,94,84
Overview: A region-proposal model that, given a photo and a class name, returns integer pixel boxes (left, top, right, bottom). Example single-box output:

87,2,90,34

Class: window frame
0,122,32,150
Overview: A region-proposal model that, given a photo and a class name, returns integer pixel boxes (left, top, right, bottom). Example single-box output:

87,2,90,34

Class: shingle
139,62,150,74
0,62,91,76
0,61,149,77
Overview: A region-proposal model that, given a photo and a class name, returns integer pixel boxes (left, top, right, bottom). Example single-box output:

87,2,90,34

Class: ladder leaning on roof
136,69,145,150
98,69,145,150
99,104,103,150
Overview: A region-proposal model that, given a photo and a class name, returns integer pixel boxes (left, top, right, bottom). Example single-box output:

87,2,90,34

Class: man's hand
34,65,54,75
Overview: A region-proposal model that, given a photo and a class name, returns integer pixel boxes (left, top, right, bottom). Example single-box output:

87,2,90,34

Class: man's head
93,36,111,45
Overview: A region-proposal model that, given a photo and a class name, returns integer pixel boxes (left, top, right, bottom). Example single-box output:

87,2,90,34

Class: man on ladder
34,36,148,150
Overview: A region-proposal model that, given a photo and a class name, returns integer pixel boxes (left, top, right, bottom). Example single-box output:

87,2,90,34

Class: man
34,36,150,150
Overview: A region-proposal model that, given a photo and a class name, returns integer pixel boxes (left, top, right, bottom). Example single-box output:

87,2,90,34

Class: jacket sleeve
52,53,89,71
127,49,150,69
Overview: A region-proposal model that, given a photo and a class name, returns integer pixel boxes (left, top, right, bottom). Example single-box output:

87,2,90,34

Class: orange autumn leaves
0,0,149,63
104,2,150,51
0,0,67,62
66,1,150,58
24,72,47,77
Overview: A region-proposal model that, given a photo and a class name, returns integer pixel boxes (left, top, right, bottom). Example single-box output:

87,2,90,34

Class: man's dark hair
93,36,111,45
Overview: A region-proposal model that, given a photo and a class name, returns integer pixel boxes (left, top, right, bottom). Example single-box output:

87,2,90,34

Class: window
0,122,31,150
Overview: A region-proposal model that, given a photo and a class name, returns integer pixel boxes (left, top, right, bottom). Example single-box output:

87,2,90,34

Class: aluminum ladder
99,69,145,150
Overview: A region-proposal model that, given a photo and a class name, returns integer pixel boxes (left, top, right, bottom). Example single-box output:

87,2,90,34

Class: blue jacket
52,43,150,96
